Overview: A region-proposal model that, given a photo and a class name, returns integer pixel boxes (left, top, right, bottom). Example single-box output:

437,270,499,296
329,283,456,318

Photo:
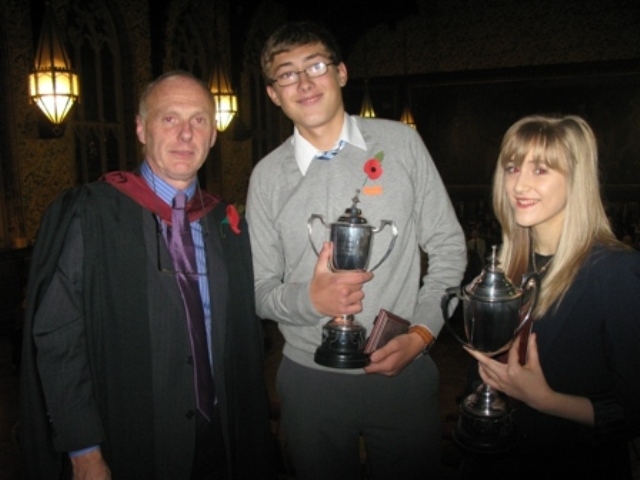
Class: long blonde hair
492,114,620,316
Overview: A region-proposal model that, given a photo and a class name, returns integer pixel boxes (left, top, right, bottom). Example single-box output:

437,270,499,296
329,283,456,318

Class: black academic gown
19,182,277,479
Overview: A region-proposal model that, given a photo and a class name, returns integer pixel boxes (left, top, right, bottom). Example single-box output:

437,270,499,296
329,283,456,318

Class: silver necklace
531,249,553,274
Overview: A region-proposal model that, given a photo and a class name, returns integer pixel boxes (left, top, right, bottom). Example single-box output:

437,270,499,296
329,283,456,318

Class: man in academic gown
19,71,277,480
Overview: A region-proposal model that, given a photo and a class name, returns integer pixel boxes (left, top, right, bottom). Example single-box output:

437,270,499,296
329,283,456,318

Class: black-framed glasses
270,61,336,87
155,216,210,276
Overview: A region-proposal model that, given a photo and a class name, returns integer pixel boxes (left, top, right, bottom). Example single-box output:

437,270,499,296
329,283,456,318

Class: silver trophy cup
308,191,397,368
441,246,539,452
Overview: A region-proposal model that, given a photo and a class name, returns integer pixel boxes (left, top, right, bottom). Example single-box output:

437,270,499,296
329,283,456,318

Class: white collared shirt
293,115,368,175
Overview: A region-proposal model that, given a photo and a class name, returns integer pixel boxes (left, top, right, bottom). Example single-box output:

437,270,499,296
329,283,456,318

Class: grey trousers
277,355,442,480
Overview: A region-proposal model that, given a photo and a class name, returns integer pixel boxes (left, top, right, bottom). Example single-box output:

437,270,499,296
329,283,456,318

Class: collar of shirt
293,114,368,175
140,160,197,205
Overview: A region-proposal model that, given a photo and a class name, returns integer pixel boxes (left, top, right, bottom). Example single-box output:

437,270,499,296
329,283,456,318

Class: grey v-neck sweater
247,115,466,372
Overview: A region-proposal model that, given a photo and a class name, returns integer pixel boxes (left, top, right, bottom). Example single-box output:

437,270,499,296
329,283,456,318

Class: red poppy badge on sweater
362,151,384,196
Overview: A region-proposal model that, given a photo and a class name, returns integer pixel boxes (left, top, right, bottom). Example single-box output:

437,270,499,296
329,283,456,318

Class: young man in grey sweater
246,21,467,480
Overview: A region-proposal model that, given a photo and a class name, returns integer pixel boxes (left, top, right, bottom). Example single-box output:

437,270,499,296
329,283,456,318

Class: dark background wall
0,0,639,247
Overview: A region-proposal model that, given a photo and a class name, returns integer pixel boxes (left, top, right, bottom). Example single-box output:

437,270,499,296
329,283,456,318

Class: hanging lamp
29,1,79,125
360,79,376,118
209,56,237,132
400,105,416,129
359,38,376,118
399,26,416,129
400,90,416,129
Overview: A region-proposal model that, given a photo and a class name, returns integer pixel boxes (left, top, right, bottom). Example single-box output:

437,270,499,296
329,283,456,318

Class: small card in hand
364,309,411,354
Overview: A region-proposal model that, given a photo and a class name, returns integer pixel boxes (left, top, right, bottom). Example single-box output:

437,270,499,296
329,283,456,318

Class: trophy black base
314,347,370,369
452,405,518,454
450,383,519,453
314,317,370,369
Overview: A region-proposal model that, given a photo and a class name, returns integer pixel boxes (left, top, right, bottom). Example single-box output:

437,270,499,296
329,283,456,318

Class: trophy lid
337,190,368,225
464,245,522,302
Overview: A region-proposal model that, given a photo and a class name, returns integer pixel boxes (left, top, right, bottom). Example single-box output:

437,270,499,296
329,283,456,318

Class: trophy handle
513,271,540,336
307,214,329,257
441,286,472,348
368,220,398,272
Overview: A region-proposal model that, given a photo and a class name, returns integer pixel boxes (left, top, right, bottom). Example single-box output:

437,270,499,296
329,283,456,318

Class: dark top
463,245,640,480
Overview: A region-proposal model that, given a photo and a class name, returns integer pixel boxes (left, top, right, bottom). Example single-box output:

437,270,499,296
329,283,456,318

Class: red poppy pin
221,204,241,235
361,151,385,195
363,151,384,182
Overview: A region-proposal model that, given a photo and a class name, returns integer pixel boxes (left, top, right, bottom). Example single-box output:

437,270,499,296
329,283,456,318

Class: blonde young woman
464,114,640,479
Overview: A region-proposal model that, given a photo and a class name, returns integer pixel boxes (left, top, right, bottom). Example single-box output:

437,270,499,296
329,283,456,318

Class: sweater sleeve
246,154,324,326
589,249,640,444
408,131,467,336
588,391,629,445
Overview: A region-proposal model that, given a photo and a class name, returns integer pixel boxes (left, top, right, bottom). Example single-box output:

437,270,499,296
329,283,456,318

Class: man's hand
70,448,112,480
309,242,373,318
364,332,426,376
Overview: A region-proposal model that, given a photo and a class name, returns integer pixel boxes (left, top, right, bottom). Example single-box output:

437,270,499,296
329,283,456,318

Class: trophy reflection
441,246,539,452
308,190,397,369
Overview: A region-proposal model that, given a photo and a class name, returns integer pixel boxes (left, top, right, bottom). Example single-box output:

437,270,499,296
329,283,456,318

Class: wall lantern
209,60,237,132
29,2,79,126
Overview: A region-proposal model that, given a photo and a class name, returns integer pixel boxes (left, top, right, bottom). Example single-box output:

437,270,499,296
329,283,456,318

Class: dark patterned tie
168,192,215,421
315,140,346,160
